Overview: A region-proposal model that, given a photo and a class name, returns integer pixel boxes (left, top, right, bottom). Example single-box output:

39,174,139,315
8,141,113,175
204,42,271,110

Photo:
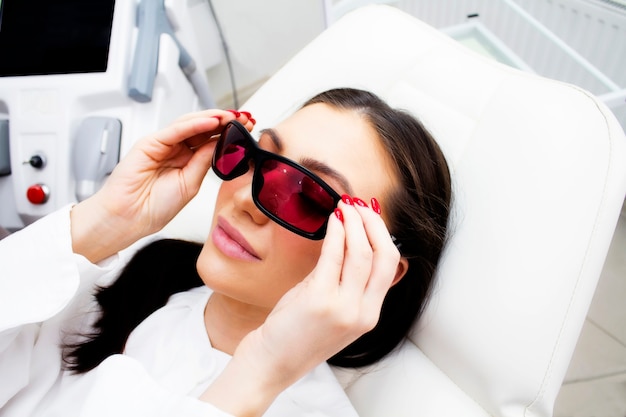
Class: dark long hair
303,89,451,367
64,88,451,372
63,239,203,372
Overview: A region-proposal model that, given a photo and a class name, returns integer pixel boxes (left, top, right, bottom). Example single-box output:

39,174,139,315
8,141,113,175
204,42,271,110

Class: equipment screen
0,0,116,76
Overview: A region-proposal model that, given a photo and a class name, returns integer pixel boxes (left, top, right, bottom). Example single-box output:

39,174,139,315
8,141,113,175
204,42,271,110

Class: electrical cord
207,0,240,109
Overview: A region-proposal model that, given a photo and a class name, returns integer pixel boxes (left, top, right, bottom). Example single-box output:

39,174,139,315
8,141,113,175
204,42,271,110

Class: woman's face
196,103,398,312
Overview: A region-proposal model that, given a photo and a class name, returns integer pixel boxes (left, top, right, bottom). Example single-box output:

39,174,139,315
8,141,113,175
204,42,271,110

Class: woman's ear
391,257,409,287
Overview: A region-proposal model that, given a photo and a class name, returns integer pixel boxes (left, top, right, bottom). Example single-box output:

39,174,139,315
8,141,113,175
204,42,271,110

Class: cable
172,36,216,109
207,0,239,109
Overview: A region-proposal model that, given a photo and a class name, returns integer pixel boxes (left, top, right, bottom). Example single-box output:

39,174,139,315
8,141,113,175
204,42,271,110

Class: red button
26,184,50,204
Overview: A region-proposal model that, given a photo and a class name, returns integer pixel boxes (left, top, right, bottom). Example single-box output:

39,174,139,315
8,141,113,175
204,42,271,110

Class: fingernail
211,115,222,120
249,117,256,124
341,194,353,205
227,109,241,117
371,197,381,214
334,208,344,222
240,111,252,118
353,197,368,207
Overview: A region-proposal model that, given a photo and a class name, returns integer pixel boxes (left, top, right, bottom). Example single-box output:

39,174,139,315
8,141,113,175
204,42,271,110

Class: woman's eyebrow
260,128,354,195
259,128,284,151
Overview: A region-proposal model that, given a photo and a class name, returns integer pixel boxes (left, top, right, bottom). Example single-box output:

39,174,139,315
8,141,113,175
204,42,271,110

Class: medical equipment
0,0,222,231
128,0,214,109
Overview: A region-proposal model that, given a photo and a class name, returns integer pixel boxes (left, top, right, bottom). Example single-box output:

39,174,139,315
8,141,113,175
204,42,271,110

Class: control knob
24,154,47,169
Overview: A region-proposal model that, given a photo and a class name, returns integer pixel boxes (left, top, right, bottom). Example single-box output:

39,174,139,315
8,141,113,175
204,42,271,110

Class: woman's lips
212,217,261,261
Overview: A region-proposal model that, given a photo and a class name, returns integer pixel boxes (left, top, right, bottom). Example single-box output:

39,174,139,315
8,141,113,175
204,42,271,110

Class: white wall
205,0,327,108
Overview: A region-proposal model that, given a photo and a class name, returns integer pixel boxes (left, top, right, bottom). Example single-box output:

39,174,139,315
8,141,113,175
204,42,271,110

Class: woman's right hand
70,110,254,263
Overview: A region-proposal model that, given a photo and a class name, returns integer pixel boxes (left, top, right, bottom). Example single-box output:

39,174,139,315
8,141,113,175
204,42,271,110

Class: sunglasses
212,120,342,240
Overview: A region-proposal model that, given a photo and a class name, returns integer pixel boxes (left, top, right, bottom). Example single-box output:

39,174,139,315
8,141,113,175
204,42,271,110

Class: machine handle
127,0,216,108
0,120,9,176
128,0,165,103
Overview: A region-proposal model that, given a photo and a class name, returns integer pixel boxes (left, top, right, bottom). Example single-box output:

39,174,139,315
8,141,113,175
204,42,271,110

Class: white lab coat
0,206,358,417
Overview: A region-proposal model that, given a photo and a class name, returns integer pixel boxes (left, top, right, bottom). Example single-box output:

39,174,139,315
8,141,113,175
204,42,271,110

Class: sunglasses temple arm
391,235,403,252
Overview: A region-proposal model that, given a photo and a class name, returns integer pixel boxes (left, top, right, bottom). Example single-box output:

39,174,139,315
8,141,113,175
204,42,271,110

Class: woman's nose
232,173,270,226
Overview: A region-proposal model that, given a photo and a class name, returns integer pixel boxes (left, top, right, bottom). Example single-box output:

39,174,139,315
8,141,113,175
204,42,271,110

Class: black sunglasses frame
212,120,342,240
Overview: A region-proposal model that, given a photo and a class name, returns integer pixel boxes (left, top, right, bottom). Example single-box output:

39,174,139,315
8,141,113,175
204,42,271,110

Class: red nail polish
211,115,222,120
341,194,353,205
353,197,368,207
227,109,241,117
371,198,381,214
334,208,344,222
240,111,252,118
249,118,256,124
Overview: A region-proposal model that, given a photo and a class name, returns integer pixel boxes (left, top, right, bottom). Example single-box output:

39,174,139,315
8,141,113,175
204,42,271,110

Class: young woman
0,88,451,416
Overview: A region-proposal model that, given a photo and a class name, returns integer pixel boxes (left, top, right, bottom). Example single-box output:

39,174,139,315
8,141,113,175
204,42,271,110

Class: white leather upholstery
162,6,626,416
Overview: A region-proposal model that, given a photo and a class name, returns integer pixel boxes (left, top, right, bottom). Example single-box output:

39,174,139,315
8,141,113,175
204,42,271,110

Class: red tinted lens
257,159,336,233
214,124,249,176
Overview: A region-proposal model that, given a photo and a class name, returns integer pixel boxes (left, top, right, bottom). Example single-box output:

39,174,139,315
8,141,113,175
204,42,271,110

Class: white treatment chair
163,5,626,416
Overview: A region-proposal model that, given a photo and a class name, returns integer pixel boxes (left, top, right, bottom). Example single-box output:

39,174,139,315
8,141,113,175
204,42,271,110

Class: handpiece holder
72,117,122,202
